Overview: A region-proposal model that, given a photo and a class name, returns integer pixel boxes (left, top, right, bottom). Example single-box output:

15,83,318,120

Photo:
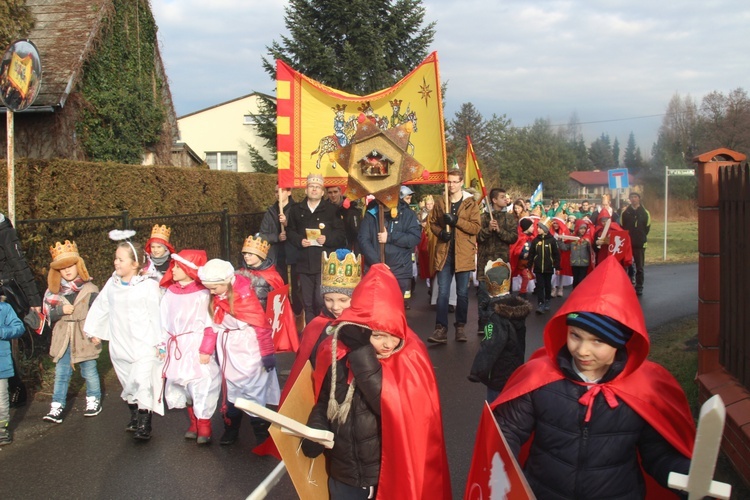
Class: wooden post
7,109,15,226
278,187,287,237
378,203,385,263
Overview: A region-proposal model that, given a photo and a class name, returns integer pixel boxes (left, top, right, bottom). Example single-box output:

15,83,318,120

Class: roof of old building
12,0,109,110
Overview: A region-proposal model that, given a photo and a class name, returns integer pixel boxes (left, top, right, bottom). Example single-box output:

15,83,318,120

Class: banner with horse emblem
276,52,447,188
265,285,299,353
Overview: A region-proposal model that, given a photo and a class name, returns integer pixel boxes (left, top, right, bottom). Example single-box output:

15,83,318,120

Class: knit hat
399,185,414,199
145,224,175,255
161,249,208,287
320,249,362,297
197,259,235,285
47,240,91,293
566,311,633,348
519,218,533,232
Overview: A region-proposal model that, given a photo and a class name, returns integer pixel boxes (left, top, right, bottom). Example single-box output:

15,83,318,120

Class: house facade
568,170,642,202
177,93,275,173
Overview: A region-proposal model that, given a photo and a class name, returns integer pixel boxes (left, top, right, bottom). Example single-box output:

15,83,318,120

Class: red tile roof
569,170,635,186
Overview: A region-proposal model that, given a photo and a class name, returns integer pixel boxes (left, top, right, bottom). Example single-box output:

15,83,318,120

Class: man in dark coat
357,190,421,309
326,185,361,252
0,214,41,312
286,174,346,325
620,192,651,296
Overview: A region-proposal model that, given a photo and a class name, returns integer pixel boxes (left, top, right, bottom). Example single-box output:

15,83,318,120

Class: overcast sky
152,0,750,159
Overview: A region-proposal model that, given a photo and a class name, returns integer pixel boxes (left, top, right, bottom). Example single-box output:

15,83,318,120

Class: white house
177,93,275,172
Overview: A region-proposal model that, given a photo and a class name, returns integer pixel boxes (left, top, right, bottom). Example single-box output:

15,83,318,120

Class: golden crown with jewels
242,234,271,259
150,224,171,242
321,251,362,292
49,240,79,263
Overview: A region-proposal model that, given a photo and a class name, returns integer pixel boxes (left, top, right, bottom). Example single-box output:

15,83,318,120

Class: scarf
43,276,89,317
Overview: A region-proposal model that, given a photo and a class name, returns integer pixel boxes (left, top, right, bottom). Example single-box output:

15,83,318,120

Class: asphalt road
2,263,697,499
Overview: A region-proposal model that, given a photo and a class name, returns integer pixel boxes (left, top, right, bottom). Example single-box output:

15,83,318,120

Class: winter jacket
306,345,382,488
0,216,41,308
286,198,346,275
527,232,560,274
48,282,101,364
0,302,24,378
468,295,531,391
258,197,297,266
490,258,695,499
558,238,592,267
358,199,421,280
429,195,481,273
621,205,651,248
477,210,518,278
335,197,362,251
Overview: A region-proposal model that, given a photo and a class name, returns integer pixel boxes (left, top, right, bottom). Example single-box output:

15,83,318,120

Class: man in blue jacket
358,186,421,309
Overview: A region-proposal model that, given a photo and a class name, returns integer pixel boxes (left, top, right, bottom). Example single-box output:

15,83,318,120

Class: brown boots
428,325,448,344
455,323,467,342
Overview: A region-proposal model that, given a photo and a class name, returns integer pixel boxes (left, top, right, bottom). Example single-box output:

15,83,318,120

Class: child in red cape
489,257,694,499
303,264,451,499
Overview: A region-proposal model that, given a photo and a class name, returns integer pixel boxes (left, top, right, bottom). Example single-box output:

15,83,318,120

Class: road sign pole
662,165,669,261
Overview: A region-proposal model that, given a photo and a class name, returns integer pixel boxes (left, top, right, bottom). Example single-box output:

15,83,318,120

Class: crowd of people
0,169,698,500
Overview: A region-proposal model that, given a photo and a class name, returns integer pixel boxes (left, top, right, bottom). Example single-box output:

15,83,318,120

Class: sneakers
84,396,102,417
43,402,64,424
0,427,11,446
543,301,551,312
550,288,557,297
455,323,467,342
428,325,448,344
536,303,544,315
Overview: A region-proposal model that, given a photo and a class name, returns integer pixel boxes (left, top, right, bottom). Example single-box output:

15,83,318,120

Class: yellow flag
276,52,446,188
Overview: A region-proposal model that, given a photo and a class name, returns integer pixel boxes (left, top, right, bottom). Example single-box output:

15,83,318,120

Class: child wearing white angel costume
84,231,163,441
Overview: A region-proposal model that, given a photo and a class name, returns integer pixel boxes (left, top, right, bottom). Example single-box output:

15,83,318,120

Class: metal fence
16,209,265,303
719,162,750,387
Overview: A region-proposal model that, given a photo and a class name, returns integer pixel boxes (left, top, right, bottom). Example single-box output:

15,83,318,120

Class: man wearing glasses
428,168,481,343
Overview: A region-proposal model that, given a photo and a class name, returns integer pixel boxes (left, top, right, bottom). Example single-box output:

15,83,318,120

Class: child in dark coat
528,217,560,314
469,259,532,402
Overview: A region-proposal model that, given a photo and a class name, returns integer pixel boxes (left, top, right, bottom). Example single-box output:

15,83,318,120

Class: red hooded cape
313,264,452,499
489,258,695,497
549,216,573,277
211,274,268,330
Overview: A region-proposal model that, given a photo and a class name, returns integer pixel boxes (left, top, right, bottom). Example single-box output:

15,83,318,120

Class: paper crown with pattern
49,240,80,268
242,234,271,259
484,258,512,297
538,216,552,232
320,250,362,297
150,224,171,242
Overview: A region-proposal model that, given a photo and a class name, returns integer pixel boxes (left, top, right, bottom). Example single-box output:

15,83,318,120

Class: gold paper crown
242,234,271,259
321,251,362,292
150,224,171,242
49,240,79,263
538,216,552,231
484,259,512,297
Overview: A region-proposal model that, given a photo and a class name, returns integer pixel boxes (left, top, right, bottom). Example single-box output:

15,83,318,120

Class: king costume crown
321,250,362,293
49,240,79,263
242,234,271,259
150,224,171,242
484,258,512,297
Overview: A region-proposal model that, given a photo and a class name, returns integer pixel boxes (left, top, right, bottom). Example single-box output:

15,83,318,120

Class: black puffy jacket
494,348,690,499
0,216,41,308
469,295,532,391
306,344,382,488
358,199,421,280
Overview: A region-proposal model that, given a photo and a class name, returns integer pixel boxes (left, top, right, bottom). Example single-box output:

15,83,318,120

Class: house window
205,152,238,172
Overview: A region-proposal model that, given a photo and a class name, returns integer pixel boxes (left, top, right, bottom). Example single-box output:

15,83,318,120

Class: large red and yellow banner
276,52,446,188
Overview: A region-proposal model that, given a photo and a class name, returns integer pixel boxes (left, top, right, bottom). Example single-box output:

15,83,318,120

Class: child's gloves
337,325,371,350
301,438,325,458
261,354,276,372
439,229,452,242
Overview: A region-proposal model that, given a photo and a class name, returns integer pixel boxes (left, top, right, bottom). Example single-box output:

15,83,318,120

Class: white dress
214,314,280,408
84,273,164,415
160,283,220,419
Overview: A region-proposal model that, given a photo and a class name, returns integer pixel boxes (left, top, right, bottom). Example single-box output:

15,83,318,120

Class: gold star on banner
333,118,427,210
419,77,432,106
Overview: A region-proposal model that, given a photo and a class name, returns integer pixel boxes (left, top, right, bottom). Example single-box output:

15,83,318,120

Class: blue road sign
608,168,629,189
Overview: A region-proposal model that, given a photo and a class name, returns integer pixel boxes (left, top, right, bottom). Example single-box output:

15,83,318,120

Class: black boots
250,417,271,445
125,403,138,432
220,412,242,445
133,410,153,441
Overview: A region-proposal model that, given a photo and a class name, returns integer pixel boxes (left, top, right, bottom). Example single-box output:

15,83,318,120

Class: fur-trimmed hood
491,295,533,320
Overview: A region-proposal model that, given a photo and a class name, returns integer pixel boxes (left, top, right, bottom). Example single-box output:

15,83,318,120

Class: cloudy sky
152,0,749,158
